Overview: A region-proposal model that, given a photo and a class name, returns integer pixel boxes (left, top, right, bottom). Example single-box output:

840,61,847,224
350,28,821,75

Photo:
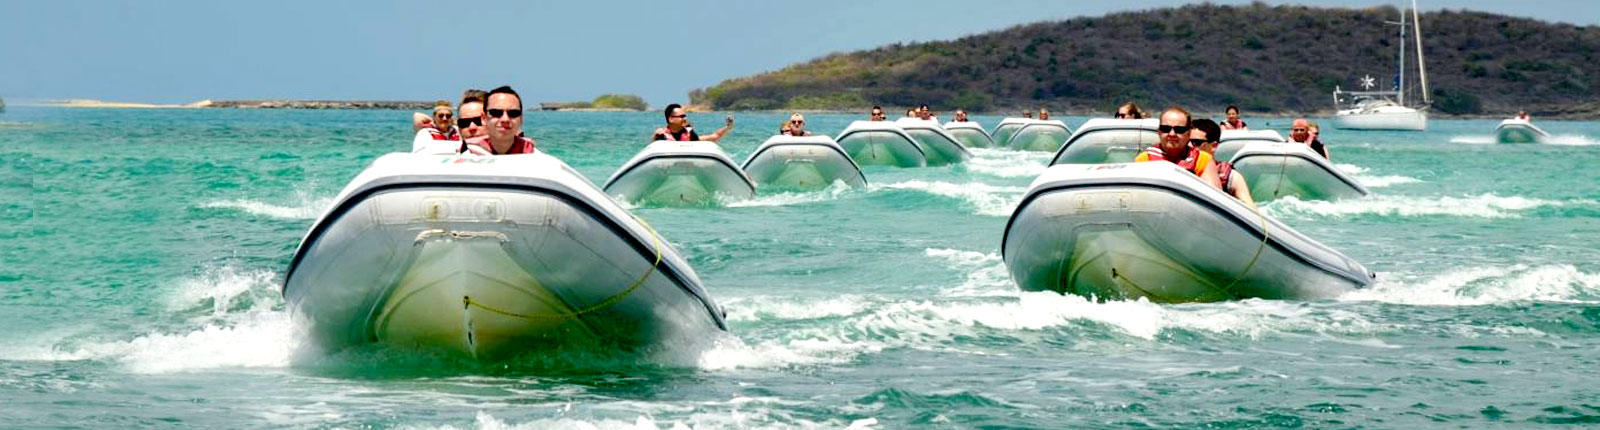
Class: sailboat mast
1412,0,1431,105
1396,7,1406,106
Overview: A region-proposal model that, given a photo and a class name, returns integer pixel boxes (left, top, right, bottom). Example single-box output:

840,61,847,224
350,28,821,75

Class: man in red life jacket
412,101,459,138
1220,105,1248,130
651,103,733,142
1135,107,1223,190
1190,118,1256,209
462,86,537,155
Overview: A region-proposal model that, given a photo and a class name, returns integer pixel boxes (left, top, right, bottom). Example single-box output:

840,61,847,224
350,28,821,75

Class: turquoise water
3,107,1599,428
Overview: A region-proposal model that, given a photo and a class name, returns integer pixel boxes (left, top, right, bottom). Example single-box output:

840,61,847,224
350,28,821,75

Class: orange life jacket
1134,146,1211,177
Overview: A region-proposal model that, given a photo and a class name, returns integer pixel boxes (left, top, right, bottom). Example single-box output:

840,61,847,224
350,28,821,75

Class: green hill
694,3,1599,117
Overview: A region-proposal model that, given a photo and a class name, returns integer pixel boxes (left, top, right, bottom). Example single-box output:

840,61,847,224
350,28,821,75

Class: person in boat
413,101,459,139
1038,108,1051,121
1289,119,1330,161
1115,102,1145,119
870,105,887,121
1135,107,1223,190
953,109,969,122
907,108,918,118
461,86,537,155
779,121,792,136
1190,119,1256,209
414,90,488,154
1220,105,1248,130
455,89,487,141
784,113,813,137
917,104,936,121
1516,111,1531,121
650,103,733,142
1022,109,1033,119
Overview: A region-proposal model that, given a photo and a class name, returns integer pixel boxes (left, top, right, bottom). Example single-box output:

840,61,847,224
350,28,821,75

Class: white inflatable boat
990,118,1031,148
834,121,928,167
1494,119,1549,144
1049,118,1158,165
1214,129,1287,162
895,118,972,165
1229,141,1369,202
283,152,728,360
741,135,867,190
602,141,756,206
943,121,995,149
1003,119,1074,152
1002,162,1374,302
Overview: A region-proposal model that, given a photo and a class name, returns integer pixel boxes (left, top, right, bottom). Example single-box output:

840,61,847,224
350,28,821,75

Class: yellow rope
462,217,664,320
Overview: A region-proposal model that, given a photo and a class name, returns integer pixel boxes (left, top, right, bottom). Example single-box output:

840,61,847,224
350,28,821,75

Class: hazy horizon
5,0,1595,107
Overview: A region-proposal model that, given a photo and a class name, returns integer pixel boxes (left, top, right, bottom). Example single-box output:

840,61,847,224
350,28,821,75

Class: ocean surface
2,107,1598,429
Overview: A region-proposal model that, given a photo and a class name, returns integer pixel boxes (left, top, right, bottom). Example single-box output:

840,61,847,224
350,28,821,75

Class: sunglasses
1291,128,1309,132
435,112,452,119
457,116,483,128
1188,139,1213,146
1158,125,1190,134
487,109,522,119
791,120,804,125
670,114,687,119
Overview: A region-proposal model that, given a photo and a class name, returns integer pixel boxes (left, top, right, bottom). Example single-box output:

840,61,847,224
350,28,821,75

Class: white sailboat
1332,0,1430,131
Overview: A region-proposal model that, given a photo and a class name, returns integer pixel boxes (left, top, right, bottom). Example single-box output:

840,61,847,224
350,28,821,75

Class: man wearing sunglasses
651,103,733,142
462,86,536,155
869,105,886,122
952,109,968,122
1135,107,1222,190
1190,118,1256,209
412,101,459,139
783,113,813,137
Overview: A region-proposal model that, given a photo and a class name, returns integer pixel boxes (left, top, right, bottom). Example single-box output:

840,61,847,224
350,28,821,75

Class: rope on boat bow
462,217,665,320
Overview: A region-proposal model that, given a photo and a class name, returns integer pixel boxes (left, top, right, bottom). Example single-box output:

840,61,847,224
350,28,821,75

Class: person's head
788,113,806,132
1225,105,1240,122
1308,122,1320,135
870,105,886,121
954,109,967,122
431,101,454,133
457,89,488,139
917,104,932,120
907,108,917,118
663,103,687,130
1158,107,1193,156
1116,102,1143,119
780,121,792,135
1038,107,1050,120
485,86,523,143
1290,118,1311,142
1189,118,1221,154
1023,109,1033,119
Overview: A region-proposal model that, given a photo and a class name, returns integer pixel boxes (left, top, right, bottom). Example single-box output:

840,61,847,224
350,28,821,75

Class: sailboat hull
1332,110,1427,131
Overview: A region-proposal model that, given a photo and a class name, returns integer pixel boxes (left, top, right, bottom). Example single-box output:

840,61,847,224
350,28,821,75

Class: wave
201,186,335,220
725,182,856,208
1341,264,1600,305
963,148,1052,178
871,180,1025,217
395,410,879,430
1332,164,1421,188
924,248,1014,297
1450,134,1600,146
1264,194,1568,219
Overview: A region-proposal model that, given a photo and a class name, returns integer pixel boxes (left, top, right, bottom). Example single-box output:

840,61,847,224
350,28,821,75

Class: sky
3,0,1595,106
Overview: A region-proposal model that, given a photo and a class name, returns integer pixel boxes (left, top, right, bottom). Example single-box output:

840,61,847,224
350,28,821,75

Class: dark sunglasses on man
1158,124,1190,134
487,109,523,119
457,116,483,128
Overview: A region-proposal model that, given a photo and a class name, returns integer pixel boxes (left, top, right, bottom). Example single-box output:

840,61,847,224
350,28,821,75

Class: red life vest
654,127,696,141
461,136,536,155
428,128,460,141
1134,146,1212,177
1221,119,1247,130
1215,161,1235,192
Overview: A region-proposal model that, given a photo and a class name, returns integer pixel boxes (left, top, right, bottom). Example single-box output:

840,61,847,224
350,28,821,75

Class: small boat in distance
1049,118,1157,165
895,118,972,165
603,141,756,206
1229,141,1370,202
1004,119,1074,152
835,120,928,168
943,121,995,148
1332,0,1431,131
1214,129,1287,162
1494,118,1550,143
741,135,867,190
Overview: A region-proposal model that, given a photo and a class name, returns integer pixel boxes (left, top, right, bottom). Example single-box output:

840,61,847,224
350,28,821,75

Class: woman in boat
1220,105,1248,130
1115,102,1145,119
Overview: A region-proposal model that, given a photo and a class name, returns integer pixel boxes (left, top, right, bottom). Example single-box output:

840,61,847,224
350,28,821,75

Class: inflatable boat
1229,141,1369,202
602,141,756,206
1494,119,1549,144
895,118,972,165
741,135,867,190
943,121,995,149
834,121,928,168
1049,118,1158,165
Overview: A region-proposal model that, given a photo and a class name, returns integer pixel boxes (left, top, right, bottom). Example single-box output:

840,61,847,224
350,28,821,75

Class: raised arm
701,116,735,142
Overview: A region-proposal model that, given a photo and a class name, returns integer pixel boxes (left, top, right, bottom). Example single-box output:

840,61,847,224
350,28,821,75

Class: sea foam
871,180,1024,217
1264,193,1565,219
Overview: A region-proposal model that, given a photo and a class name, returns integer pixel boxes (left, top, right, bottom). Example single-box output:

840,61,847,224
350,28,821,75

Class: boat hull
1003,163,1373,303
1332,110,1427,131
1230,143,1370,202
1008,124,1073,152
945,127,994,149
284,154,727,361
742,137,867,190
836,129,927,167
1050,119,1157,165
604,142,756,206
1494,120,1548,144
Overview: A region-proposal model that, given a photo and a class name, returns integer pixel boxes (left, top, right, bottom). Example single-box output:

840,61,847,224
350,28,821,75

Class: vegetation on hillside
695,3,1599,116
